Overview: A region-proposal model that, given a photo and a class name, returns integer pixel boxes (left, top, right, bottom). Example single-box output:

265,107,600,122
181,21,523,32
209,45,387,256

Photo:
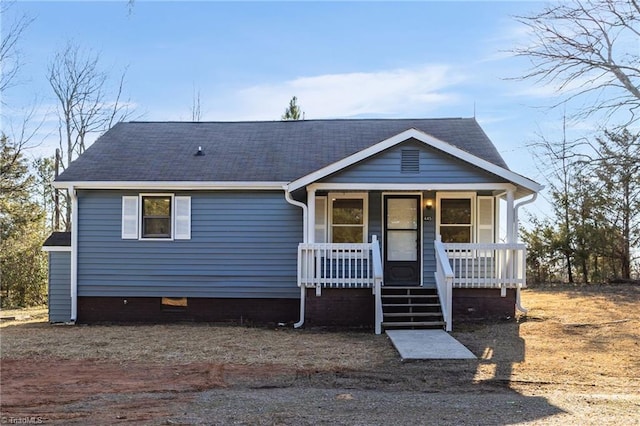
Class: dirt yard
1,285,639,425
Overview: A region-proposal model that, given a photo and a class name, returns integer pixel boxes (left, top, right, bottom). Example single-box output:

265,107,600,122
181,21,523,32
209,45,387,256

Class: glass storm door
384,195,421,285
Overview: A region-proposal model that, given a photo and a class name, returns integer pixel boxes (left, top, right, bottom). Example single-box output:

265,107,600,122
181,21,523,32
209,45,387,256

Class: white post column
307,187,316,244
503,188,515,297
505,188,515,244
70,186,78,322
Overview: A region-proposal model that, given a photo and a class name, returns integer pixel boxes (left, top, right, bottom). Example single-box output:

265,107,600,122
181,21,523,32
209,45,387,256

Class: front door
383,195,421,285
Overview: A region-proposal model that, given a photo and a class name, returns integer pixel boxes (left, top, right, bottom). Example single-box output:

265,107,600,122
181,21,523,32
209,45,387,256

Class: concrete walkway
386,329,477,360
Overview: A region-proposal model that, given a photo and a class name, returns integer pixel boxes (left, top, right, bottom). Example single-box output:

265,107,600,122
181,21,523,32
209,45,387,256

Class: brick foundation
304,288,374,327
77,288,516,327
77,297,299,324
452,288,516,321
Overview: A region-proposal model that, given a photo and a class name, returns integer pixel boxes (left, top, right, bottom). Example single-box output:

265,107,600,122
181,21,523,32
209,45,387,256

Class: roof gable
288,128,542,193
318,139,510,185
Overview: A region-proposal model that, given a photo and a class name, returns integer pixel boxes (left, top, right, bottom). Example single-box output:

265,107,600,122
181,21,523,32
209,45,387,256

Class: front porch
297,236,527,333
279,125,541,332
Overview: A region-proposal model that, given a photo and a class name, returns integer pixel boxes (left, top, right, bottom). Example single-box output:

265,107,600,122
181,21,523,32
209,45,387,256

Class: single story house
43,118,542,333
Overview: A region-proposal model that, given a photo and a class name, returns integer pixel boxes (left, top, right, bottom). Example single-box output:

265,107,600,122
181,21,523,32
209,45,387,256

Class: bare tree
0,2,42,165
2,103,44,161
191,86,202,121
48,42,132,229
514,0,640,123
0,3,34,94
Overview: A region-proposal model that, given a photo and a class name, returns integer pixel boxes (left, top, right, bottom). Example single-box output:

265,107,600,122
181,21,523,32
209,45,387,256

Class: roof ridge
127,117,471,124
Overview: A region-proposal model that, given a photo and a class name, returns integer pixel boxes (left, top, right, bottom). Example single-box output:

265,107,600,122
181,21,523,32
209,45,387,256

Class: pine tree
0,134,48,307
281,96,304,121
592,129,640,279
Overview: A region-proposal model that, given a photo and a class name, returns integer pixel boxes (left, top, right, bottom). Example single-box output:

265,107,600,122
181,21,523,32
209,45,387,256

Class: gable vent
401,149,420,173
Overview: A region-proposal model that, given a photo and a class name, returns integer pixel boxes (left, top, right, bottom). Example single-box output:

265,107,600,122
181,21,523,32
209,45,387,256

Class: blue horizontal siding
322,140,508,184
422,191,436,287
77,190,302,298
367,192,382,241
48,252,71,322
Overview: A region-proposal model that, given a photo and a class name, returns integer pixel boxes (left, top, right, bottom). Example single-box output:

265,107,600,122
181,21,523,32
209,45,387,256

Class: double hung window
142,196,172,238
439,198,473,243
122,194,191,240
437,193,495,244
315,193,368,243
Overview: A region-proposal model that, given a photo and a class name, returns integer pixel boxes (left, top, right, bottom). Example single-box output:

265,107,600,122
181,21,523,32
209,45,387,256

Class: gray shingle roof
43,232,71,247
56,118,509,182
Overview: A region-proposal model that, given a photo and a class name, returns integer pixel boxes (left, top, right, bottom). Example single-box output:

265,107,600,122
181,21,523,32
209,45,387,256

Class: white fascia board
288,128,543,194
53,181,288,190
308,183,518,192
42,246,72,252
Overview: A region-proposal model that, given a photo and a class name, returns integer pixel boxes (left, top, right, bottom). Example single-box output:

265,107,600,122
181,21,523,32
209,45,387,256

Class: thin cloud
209,65,467,120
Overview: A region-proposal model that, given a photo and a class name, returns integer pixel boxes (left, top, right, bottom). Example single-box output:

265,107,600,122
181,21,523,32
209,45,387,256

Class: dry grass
1,285,639,425
454,284,640,391
1,285,639,383
1,322,393,370
0,306,48,325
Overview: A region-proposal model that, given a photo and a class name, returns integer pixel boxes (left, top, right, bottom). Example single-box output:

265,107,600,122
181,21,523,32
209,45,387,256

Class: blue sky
2,1,607,221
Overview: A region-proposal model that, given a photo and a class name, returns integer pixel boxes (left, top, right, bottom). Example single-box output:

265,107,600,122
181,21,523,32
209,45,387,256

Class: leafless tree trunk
513,0,640,123
48,42,132,230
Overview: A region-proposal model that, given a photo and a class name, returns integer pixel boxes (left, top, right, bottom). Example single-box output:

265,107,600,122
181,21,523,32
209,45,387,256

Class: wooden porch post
307,187,316,244
506,189,515,244
504,188,515,297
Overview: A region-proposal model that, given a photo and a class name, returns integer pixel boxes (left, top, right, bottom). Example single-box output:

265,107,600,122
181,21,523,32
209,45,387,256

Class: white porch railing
297,236,381,293
442,243,527,292
434,239,454,332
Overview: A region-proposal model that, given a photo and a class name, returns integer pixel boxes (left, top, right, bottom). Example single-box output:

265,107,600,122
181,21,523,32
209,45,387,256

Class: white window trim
476,195,495,244
328,192,369,244
314,195,328,244
139,193,175,241
122,194,191,241
436,192,476,243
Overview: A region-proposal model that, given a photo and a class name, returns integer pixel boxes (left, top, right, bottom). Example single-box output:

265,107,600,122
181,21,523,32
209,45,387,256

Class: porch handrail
298,240,375,291
434,238,454,332
442,243,527,292
371,235,384,335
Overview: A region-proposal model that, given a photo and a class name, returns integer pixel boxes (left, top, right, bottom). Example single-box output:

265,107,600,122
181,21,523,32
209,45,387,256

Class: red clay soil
1,359,290,424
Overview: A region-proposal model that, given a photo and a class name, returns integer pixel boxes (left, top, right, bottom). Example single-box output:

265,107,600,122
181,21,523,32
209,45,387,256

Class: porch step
382,321,446,328
383,312,443,318
381,294,439,299
380,286,445,331
383,286,436,290
382,303,440,308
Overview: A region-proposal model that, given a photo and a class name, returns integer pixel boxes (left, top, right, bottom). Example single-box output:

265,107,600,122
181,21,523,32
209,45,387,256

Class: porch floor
386,330,476,360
